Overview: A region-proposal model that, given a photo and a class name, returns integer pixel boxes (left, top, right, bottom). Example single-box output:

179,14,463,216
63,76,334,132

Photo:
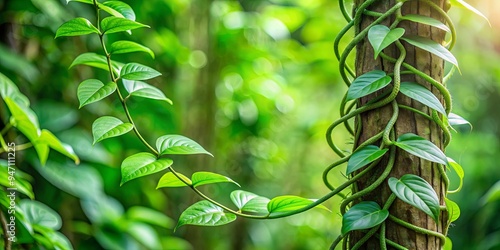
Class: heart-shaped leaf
445,198,460,224
347,145,388,175
92,116,133,144
388,174,440,222
450,0,490,25
33,129,79,165
70,52,123,73
230,190,269,214
401,15,450,33
176,201,236,230
447,157,464,193
192,171,240,187
77,79,116,108
122,80,172,104
119,63,161,81
101,16,149,34
121,152,173,185
4,97,40,142
55,17,100,38
156,172,192,188
156,135,212,156
368,25,405,59
400,82,446,115
98,1,135,21
341,201,388,235
267,195,329,216
347,70,392,101
394,133,448,165
109,41,154,58
19,200,62,230
401,36,459,68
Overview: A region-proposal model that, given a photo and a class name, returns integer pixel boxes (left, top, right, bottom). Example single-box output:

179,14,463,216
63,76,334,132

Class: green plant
54,0,485,249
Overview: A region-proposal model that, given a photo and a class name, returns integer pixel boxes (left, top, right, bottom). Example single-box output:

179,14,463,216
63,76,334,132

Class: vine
54,0,484,249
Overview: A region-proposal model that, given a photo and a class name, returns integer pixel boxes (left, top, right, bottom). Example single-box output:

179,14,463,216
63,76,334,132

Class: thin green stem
0,135,8,152
398,105,433,120
15,143,32,151
1,122,12,135
351,225,381,250
389,215,446,243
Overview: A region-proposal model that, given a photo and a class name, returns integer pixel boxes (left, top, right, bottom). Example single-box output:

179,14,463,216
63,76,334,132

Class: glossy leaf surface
122,80,171,104
368,25,405,59
156,172,192,188
347,70,392,101
176,201,236,229
394,133,448,165
92,116,133,144
400,82,446,115
77,79,116,108
98,1,135,20
109,41,154,58
401,36,459,68
119,63,161,81
156,135,212,156
121,153,173,185
55,17,100,38
341,201,388,235
101,16,149,34
401,15,450,32
347,145,388,175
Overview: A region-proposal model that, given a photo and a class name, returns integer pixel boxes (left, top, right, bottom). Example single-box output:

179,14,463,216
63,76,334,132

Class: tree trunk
350,0,448,248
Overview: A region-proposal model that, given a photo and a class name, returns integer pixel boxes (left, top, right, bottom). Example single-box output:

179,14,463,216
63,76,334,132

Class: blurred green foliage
0,0,499,249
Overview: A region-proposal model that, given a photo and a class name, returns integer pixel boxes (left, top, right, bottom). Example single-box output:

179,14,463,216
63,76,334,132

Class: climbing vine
54,0,484,249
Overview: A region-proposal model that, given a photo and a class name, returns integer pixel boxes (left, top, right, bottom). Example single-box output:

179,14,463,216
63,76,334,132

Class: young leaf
443,237,453,250
55,17,100,38
34,129,79,165
450,0,490,26
101,16,149,34
4,97,40,142
70,53,123,73
119,63,161,81
176,201,236,229
448,113,472,130
367,25,405,59
445,198,460,224
346,145,388,175
347,70,392,101
394,133,448,165
109,41,154,58
0,72,30,106
388,174,440,222
341,201,388,235
156,135,212,156
401,36,459,68
19,200,62,230
399,82,446,115
77,79,117,108
230,190,270,214
122,80,172,104
191,171,240,188
92,116,133,144
156,172,192,188
98,1,136,21
267,195,329,216
120,152,173,185
401,15,451,33
447,157,464,193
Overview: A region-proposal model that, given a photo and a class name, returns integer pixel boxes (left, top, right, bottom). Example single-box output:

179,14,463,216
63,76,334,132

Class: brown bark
350,0,448,249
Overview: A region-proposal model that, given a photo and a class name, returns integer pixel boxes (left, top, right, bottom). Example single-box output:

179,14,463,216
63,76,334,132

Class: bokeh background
0,0,499,249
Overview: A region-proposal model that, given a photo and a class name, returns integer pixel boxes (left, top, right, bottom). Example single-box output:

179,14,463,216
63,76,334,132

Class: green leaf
0,72,30,106
230,190,269,214
98,1,136,21
77,79,116,108
445,198,460,224
176,200,236,229
119,63,161,81
156,135,212,156
388,174,440,222
0,160,34,199
192,171,240,187
346,145,388,175
156,172,192,188
401,15,451,33
481,181,500,205
101,16,149,34
341,201,388,235
34,129,79,165
443,237,453,250
448,113,472,129
122,80,172,104
19,200,62,230
120,152,173,186
450,0,490,25
92,116,133,144
400,82,446,115
126,206,175,229
109,40,154,58
401,36,459,68
126,222,161,250
394,133,448,165
4,97,40,142
267,195,329,216
447,157,464,193
66,0,93,4
347,70,392,101
55,17,100,38
69,53,123,73
367,25,405,59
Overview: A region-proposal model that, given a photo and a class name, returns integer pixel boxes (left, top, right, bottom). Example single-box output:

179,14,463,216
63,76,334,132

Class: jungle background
0,0,499,249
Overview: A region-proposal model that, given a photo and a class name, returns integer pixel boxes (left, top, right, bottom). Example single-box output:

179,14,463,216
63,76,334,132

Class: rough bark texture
350,0,448,249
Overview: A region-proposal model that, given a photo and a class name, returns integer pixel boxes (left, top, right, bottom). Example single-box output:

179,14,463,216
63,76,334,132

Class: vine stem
0,211,11,250
0,122,11,136
389,214,446,244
